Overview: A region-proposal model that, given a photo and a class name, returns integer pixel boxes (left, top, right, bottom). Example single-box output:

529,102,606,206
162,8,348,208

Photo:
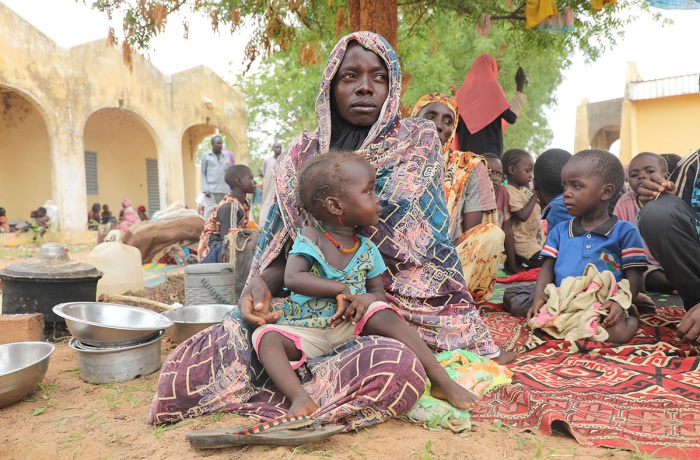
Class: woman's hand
239,275,282,327
636,172,675,203
677,303,700,346
601,300,623,328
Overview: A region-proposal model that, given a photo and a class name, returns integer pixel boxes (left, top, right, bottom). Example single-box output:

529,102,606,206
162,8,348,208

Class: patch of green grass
411,440,436,460
103,432,129,446
153,421,191,438
288,445,335,459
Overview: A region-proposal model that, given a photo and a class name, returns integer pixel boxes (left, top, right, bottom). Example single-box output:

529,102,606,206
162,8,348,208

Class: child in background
527,150,648,343
483,153,519,273
0,207,9,233
502,149,545,268
613,152,675,294
252,151,480,416
88,203,100,230
198,165,258,263
137,205,149,221
534,148,572,233
98,204,113,243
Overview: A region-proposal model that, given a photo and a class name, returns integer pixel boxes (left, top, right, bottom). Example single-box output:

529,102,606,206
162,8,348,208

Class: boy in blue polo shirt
527,149,648,343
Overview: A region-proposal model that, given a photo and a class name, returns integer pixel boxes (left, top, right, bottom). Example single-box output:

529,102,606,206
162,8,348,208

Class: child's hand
343,294,375,324
601,301,624,328
329,289,354,328
527,296,547,320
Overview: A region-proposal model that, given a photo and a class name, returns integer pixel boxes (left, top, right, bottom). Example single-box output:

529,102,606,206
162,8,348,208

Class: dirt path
0,247,632,459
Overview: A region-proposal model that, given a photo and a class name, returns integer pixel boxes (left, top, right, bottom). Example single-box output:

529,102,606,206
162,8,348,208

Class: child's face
560,157,608,217
238,169,257,194
416,102,455,146
486,158,504,190
628,155,667,194
339,160,382,227
508,155,534,188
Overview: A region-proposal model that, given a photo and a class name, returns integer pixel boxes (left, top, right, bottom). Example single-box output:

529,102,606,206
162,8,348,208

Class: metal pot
0,243,102,324
162,304,235,344
69,331,163,384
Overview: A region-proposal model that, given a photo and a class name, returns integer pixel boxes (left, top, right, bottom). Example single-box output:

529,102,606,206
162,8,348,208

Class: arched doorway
83,109,159,219
590,125,620,152
0,87,52,223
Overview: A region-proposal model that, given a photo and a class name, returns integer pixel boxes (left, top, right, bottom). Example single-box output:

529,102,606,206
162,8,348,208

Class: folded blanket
405,349,513,432
529,263,632,342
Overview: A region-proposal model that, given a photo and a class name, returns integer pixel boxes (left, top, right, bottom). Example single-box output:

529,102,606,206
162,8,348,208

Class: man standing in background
200,135,234,219
258,142,282,227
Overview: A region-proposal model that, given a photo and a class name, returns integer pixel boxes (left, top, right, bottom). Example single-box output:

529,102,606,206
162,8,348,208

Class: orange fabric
454,54,510,135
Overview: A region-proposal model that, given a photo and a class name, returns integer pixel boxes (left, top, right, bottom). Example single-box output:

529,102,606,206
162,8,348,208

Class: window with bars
146,158,161,216
85,151,98,195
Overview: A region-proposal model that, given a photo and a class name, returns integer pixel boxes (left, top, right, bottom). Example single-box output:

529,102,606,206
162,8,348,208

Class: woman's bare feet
492,348,517,365
430,377,479,410
287,394,319,417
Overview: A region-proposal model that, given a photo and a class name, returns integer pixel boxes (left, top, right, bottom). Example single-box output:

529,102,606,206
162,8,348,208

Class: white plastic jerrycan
88,240,144,297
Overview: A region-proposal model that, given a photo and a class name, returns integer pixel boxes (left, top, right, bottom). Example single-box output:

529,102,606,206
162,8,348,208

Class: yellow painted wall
633,94,700,158
0,91,51,220
83,109,156,214
0,3,248,234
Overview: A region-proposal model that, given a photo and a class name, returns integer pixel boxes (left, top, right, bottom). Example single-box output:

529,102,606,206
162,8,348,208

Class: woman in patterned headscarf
412,93,505,303
149,32,514,430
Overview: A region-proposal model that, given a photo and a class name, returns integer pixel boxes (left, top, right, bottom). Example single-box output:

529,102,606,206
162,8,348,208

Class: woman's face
332,42,389,127
416,102,455,146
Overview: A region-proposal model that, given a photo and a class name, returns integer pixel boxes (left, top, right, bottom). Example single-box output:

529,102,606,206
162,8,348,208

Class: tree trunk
348,0,398,49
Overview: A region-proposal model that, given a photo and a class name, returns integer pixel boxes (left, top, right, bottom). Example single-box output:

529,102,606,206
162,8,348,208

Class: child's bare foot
287,394,319,417
430,378,479,410
493,348,517,365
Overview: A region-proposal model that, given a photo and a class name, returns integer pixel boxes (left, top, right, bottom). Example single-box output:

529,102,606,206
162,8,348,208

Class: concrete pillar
574,99,590,153
159,133,186,207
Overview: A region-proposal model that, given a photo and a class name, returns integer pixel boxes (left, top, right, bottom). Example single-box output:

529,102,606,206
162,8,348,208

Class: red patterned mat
476,304,700,459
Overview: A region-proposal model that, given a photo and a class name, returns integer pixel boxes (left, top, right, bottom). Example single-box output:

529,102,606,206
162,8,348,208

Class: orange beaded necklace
317,223,359,254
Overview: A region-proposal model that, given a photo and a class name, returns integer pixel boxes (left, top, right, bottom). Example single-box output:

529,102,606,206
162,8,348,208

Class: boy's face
628,155,667,195
234,168,257,194
486,158,503,190
560,156,609,217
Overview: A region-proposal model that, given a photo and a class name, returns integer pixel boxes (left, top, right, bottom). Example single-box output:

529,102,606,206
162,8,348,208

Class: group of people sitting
0,201,58,240
87,199,148,243
147,32,700,431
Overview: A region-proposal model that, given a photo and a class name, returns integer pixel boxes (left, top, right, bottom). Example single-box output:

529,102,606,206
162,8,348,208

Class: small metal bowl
162,304,235,344
0,342,55,409
53,302,173,347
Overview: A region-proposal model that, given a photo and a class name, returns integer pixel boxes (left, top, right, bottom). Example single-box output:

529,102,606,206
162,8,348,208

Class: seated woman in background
411,93,505,303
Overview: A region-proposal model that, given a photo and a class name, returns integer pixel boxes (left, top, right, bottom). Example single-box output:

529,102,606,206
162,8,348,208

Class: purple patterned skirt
148,316,427,430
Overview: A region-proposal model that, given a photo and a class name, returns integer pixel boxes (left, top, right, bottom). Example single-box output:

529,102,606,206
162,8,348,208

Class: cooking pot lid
0,243,102,279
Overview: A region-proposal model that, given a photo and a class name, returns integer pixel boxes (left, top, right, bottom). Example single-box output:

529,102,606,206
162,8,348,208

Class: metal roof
628,74,700,101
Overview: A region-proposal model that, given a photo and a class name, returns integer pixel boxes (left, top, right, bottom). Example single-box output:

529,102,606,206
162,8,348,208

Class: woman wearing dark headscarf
453,54,527,157
412,93,505,303
149,32,513,429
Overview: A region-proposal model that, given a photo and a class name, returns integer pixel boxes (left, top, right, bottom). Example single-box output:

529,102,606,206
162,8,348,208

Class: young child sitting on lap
527,149,648,343
252,151,479,416
613,152,675,294
502,149,545,269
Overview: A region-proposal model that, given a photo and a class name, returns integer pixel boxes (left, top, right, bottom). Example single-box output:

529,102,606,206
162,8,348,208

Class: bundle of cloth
122,203,204,264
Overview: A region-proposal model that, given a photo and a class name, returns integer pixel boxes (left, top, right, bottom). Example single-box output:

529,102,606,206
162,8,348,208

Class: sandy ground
0,247,634,459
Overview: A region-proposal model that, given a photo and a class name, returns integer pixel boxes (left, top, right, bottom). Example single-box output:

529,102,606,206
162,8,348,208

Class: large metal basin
162,304,235,344
53,302,173,347
0,342,55,409
69,332,162,384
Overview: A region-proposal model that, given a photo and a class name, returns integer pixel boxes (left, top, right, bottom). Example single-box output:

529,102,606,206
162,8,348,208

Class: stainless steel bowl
0,342,55,409
162,304,235,344
69,331,163,384
53,302,173,347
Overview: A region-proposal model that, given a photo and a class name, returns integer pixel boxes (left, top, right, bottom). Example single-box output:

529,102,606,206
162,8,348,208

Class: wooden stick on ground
99,293,177,310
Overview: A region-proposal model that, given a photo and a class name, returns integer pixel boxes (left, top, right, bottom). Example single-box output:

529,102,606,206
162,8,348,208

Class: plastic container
88,242,144,297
